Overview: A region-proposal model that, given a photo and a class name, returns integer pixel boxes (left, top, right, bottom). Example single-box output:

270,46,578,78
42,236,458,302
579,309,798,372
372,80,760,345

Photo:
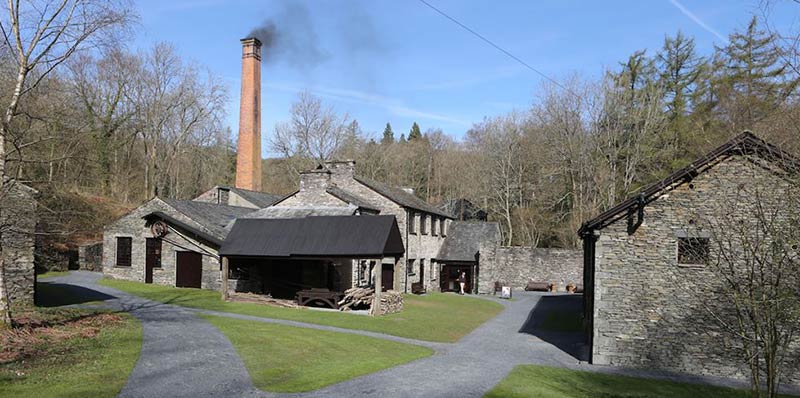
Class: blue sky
133,0,798,155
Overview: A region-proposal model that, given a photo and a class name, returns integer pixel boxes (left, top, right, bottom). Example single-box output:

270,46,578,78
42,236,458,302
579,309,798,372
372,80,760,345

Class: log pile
338,287,404,315
227,292,300,308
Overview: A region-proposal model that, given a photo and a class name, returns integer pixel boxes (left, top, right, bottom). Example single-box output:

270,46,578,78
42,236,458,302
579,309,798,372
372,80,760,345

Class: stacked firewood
228,292,300,308
376,291,403,315
338,287,374,310
338,287,404,315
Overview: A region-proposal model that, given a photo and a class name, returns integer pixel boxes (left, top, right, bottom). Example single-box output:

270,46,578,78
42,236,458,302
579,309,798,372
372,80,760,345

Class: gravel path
45,271,263,398
43,271,798,398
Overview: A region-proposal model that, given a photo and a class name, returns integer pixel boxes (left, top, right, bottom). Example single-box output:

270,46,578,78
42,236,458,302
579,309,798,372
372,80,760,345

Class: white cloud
267,82,471,126
668,0,728,43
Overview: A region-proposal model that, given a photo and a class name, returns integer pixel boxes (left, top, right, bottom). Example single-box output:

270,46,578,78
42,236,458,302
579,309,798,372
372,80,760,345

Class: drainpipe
404,209,409,294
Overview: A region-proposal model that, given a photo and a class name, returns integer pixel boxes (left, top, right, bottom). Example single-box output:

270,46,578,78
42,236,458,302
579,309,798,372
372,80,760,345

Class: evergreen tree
715,16,799,129
399,133,406,143
657,31,704,119
381,122,394,145
408,122,422,140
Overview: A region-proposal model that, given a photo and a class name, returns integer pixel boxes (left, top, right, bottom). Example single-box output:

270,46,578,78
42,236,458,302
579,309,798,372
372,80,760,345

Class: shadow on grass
519,294,588,361
36,282,115,307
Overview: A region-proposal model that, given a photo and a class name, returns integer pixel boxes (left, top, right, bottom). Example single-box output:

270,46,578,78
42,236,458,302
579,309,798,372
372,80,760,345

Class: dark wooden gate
176,251,202,288
381,263,394,291
145,238,161,284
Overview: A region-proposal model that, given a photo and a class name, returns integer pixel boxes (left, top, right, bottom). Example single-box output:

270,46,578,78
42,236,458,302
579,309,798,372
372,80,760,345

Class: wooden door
381,263,394,291
419,260,425,285
145,238,161,284
176,251,202,288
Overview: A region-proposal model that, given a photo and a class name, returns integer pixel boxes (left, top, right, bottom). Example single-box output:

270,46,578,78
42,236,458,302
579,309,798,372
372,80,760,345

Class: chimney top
240,37,262,46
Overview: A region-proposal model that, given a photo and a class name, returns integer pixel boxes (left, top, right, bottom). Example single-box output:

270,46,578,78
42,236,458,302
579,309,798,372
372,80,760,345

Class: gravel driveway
44,271,775,398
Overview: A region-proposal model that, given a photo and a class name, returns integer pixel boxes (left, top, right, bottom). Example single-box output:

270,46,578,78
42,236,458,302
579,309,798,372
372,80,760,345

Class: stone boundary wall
477,243,582,294
78,242,103,271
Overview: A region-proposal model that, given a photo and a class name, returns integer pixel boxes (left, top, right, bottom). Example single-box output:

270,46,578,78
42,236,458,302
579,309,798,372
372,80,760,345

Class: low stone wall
78,242,103,271
477,244,582,294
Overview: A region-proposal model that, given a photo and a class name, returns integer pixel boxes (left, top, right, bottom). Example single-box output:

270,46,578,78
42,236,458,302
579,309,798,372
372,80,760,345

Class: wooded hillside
2,10,799,251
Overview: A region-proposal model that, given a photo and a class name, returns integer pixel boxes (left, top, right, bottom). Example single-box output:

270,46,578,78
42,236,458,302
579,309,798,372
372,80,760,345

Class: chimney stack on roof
235,37,262,191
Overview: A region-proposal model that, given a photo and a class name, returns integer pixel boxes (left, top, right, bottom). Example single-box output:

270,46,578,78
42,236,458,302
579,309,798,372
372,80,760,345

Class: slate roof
242,206,358,219
143,211,224,247
326,186,380,212
161,198,254,239
436,221,501,262
226,187,283,208
578,131,800,236
354,175,454,218
220,215,405,258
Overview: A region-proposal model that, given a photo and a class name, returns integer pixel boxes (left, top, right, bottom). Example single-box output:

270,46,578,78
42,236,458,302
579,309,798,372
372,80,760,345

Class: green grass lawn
1,283,142,398
99,278,503,342
485,365,797,398
37,271,70,279
202,314,432,392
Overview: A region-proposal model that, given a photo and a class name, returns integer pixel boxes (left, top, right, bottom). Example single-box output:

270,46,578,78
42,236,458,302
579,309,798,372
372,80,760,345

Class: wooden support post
372,260,382,316
221,256,229,301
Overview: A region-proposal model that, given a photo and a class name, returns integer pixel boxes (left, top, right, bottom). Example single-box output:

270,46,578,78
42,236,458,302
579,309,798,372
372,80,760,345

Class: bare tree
271,91,352,168
696,154,800,398
0,0,133,326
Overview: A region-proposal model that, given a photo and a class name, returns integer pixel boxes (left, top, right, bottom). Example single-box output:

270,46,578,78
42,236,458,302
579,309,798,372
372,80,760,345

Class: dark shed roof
220,215,405,258
578,131,799,236
436,221,501,262
354,175,454,218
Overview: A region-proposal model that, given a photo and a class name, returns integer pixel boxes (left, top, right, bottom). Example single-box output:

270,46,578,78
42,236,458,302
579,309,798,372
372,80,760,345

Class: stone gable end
593,154,800,385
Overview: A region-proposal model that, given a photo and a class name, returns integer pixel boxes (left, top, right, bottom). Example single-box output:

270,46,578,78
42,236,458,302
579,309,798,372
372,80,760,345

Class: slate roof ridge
353,175,454,218
326,185,380,212
578,131,800,236
160,198,254,239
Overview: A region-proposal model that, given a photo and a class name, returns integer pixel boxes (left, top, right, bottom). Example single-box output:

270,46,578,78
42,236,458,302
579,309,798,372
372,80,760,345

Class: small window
432,218,438,236
409,212,416,235
407,259,416,275
116,237,132,267
421,215,428,235
678,237,710,265
441,219,447,237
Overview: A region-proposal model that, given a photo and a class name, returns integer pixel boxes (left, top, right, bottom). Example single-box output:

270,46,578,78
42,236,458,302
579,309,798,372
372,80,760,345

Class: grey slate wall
1,183,37,307
78,242,103,271
477,243,581,294
592,155,800,385
102,198,223,291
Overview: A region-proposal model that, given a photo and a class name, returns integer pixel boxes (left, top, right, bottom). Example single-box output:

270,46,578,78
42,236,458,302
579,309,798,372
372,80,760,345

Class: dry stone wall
2,183,36,307
477,243,581,294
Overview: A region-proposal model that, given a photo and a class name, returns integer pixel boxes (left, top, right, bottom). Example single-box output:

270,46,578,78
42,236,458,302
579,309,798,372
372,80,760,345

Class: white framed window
421,215,428,235
407,259,416,275
409,212,417,235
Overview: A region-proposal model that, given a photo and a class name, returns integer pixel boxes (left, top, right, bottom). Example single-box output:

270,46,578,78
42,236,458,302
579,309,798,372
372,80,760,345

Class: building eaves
578,131,800,237
354,175,454,218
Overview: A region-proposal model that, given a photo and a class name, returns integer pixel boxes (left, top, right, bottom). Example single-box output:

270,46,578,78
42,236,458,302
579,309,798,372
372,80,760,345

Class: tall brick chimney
235,37,262,191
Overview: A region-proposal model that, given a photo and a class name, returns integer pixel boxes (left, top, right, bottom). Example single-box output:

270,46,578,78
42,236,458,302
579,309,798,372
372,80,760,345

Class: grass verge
485,365,797,398
0,309,142,398
37,271,70,279
202,314,432,392
100,278,502,342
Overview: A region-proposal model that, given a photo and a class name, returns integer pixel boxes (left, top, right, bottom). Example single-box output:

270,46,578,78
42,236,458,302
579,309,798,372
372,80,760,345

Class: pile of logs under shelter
338,287,403,315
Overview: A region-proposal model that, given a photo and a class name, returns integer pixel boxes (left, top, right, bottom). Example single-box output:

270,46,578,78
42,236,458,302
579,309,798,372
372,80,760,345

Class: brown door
381,263,394,291
176,251,202,288
145,238,161,284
